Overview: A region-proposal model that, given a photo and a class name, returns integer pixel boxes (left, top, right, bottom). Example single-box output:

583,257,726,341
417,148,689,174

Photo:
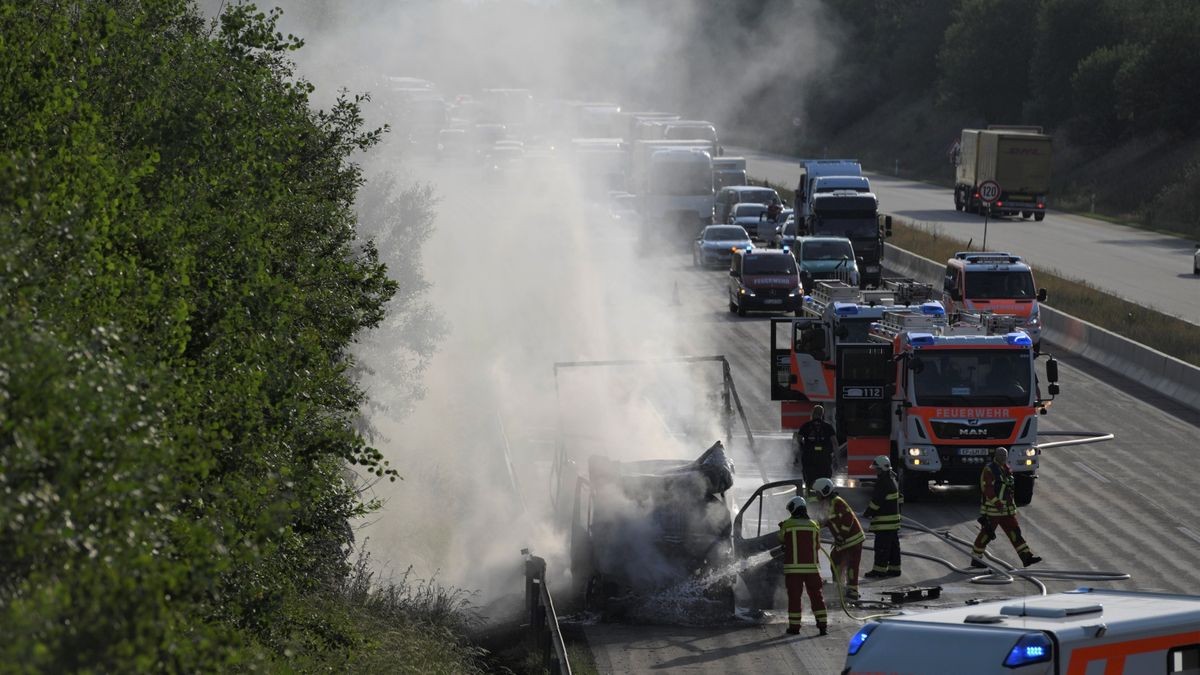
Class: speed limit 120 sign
978,179,1002,204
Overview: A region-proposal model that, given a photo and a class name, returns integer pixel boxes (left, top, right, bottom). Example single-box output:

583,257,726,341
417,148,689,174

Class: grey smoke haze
198,0,836,609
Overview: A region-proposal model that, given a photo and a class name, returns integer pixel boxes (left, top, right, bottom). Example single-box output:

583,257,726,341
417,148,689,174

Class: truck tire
1014,473,1035,506
954,189,963,212
1021,211,1031,219
1034,212,1045,222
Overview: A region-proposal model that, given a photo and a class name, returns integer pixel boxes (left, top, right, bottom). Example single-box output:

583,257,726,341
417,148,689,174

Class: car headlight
740,288,756,297
788,290,798,297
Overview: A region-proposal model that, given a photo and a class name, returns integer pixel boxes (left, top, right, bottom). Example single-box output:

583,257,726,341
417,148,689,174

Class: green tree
936,0,1038,122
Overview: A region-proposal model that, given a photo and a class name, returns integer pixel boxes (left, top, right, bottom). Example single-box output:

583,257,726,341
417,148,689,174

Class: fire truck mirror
1046,357,1059,383
1037,287,1048,302
1048,383,1060,396
884,215,893,235
908,356,925,374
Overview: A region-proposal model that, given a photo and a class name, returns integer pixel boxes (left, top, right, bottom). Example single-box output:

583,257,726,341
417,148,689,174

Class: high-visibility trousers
871,531,901,574
831,543,862,592
784,573,827,628
972,514,1033,558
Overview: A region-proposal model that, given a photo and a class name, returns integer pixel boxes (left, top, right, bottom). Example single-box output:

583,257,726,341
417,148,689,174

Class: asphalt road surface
559,222,1200,674
732,147,1200,325
396,160,1200,674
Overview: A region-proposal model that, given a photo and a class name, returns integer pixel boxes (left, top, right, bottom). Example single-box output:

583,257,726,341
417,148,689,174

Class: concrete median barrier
882,242,1200,413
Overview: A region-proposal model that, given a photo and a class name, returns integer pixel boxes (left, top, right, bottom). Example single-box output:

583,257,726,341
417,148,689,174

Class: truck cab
794,159,862,221
943,252,1048,349
806,190,890,287
844,588,1200,674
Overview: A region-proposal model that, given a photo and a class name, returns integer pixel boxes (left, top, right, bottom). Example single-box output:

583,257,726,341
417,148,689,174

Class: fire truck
770,280,1060,504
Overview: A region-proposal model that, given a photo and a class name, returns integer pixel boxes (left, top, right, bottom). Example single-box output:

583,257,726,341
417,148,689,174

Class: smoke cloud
199,0,836,618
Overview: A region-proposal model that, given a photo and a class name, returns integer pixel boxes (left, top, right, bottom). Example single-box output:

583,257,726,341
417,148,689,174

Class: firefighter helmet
786,496,808,516
872,455,892,471
812,477,835,498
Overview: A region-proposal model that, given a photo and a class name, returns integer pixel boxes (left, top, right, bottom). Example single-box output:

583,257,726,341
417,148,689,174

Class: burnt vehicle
570,441,804,619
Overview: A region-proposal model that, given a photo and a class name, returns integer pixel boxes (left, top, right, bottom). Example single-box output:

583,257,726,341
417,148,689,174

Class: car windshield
802,240,854,261
705,226,749,241
739,189,779,205
965,270,1037,299
665,126,717,141
744,255,797,275
733,203,767,217
912,349,1033,406
782,221,796,236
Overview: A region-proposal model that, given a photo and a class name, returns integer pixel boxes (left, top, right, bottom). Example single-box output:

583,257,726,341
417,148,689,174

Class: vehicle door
943,263,962,314
835,343,894,478
732,479,805,609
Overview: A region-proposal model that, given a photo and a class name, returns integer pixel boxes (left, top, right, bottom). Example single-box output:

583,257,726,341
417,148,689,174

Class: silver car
693,225,753,267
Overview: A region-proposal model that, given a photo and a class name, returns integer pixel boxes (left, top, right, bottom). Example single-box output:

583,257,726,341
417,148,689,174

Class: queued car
728,202,769,237
714,185,782,224
728,248,803,316
693,225,753,267
792,236,860,290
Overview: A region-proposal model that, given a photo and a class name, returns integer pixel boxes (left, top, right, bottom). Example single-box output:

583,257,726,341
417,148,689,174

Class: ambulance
942,252,1048,350
843,587,1200,674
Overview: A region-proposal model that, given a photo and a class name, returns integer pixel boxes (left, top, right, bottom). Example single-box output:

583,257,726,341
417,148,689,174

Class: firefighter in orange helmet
779,495,828,636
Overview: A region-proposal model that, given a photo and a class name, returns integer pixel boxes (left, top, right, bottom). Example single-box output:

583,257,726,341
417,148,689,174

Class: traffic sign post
978,180,1001,250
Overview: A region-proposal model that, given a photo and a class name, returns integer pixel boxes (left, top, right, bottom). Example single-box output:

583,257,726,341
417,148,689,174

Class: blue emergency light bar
1003,632,1052,668
833,302,859,316
908,333,936,347
1004,332,1033,347
920,301,945,316
847,621,878,656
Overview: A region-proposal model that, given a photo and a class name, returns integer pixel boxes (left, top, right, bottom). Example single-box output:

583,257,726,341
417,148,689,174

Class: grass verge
887,220,1200,366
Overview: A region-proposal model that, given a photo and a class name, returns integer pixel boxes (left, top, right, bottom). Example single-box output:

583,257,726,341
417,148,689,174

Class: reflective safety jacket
778,517,821,575
825,494,865,551
864,470,902,532
980,461,1017,517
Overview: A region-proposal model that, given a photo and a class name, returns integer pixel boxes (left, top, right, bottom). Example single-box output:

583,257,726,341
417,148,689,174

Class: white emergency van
843,588,1200,674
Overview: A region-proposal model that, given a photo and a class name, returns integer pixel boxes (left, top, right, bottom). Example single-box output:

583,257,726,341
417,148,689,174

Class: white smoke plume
198,0,836,618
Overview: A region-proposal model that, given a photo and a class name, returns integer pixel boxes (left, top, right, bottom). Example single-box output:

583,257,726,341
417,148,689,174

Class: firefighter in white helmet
812,477,864,601
863,455,903,578
779,495,827,636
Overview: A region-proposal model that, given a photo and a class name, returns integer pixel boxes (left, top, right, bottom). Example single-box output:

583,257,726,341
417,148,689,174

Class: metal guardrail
522,549,572,675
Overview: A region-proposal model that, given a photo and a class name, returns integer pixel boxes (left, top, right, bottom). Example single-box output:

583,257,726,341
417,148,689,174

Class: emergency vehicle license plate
763,299,783,305
958,448,989,456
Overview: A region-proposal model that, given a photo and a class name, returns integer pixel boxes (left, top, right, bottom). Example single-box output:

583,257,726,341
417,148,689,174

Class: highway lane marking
1178,527,1200,546
1073,461,1110,483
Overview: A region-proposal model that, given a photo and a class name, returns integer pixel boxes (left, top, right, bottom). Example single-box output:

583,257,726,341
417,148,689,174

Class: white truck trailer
630,139,715,233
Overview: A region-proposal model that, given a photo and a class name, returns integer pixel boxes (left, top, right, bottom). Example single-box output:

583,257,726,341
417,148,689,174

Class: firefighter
969,447,1043,568
779,495,828,636
862,455,902,578
812,477,864,601
794,404,836,490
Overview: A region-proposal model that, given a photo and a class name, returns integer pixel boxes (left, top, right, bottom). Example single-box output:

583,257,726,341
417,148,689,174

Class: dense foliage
803,0,1200,145
0,0,424,669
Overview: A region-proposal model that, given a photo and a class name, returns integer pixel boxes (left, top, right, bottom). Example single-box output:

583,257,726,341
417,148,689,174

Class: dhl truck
843,587,1200,674
770,281,1060,503
954,125,1052,221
